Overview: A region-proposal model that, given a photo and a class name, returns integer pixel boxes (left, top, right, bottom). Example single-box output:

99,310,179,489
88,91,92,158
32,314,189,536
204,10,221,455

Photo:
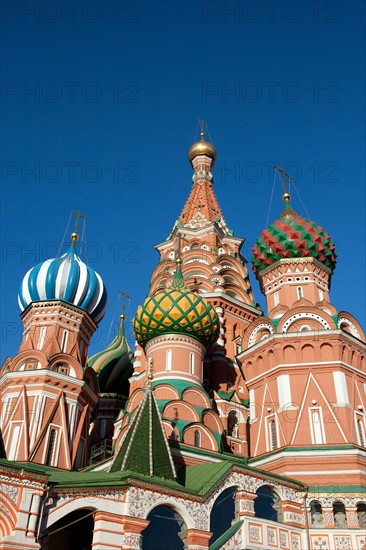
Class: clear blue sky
1,0,365,358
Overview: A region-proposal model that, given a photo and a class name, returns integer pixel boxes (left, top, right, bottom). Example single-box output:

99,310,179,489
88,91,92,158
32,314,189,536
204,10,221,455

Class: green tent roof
110,379,176,480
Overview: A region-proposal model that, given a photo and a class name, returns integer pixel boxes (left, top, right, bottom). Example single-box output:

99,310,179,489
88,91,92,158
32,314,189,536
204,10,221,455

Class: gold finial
70,210,86,246
274,167,292,204
200,119,205,141
147,357,154,388
118,290,132,319
188,120,217,164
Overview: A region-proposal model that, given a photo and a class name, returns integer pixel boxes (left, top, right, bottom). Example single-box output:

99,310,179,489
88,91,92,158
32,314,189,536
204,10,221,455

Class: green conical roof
88,316,134,393
110,373,176,480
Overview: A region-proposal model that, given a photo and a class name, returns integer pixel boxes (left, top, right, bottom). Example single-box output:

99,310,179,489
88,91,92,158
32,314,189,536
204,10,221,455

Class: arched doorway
41,509,94,550
209,487,237,545
254,486,282,522
142,505,185,550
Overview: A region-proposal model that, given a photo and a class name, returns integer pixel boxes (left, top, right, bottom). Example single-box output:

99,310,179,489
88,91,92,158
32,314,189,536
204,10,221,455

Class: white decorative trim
282,313,330,332
248,323,274,347
250,448,366,467
338,317,360,338
145,333,205,354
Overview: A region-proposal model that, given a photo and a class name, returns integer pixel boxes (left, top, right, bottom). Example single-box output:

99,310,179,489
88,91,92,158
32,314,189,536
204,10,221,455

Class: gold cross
71,210,86,234
118,290,132,316
274,167,293,194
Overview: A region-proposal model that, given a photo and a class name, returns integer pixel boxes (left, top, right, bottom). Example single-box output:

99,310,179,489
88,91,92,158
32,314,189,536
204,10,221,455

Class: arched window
319,289,324,301
189,353,194,375
357,503,366,529
37,326,47,350
356,417,365,447
194,429,201,447
228,411,238,438
274,291,279,306
333,501,347,528
142,506,185,550
191,242,199,250
269,419,278,450
166,349,172,372
310,501,324,527
61,330,69,353
209,487,237,545
45,428,57,466
297,286,303,299
254,486,282,522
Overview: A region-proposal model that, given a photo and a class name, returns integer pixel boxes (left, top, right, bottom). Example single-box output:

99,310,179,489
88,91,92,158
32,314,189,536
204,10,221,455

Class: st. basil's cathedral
0,131,365,550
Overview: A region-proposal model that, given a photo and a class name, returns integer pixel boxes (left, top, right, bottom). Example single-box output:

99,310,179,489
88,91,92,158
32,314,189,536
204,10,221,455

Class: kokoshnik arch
0,129,365,550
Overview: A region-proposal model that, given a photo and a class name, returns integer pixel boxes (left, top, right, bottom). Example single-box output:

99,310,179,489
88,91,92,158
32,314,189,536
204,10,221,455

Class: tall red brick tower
238,185,366,488
149,127,262,415
116,128,263,463
0,231,107,469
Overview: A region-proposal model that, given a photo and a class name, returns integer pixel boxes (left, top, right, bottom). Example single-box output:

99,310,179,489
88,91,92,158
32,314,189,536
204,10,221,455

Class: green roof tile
110,380,176,480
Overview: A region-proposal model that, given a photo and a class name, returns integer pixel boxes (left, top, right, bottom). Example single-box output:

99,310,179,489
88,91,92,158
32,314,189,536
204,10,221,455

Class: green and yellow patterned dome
133,260,219,349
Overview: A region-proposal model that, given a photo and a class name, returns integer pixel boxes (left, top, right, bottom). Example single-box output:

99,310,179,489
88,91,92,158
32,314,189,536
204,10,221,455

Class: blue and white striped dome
18,240,108,324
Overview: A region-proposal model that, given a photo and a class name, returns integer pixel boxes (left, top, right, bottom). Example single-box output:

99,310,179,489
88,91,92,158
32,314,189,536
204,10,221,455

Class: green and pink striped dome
252,205,337,277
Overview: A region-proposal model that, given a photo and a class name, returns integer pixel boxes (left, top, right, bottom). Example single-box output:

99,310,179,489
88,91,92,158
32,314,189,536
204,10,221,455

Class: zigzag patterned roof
252,205,337,277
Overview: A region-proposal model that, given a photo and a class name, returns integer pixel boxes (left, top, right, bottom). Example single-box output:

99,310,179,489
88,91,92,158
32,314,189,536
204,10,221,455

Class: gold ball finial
176,257,182,265
120,313,126,321
188,124,217,164
70,231,79,242
147,357,154,383
282,192,291,204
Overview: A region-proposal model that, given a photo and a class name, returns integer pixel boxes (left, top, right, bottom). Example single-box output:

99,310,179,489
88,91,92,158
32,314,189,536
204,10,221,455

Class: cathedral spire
179,123,225,228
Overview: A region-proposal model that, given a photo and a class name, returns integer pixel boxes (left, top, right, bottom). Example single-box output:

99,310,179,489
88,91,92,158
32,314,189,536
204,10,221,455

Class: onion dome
188,129,217,164
88,315,134,393
18,232,107,324
133,260,219,349
252,195,337,277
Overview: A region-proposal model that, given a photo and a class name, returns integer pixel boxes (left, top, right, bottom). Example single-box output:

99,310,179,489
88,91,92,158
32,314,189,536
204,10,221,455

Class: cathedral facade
0,132,365,550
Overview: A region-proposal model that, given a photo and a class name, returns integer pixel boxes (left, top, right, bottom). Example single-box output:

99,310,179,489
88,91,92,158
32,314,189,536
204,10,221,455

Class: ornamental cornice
0,370,97,401
239,329,362,357
51,487,126,499
21,300,97,331
202,291,261,316
145,333,206,354
0,470,48,488
259,256,332,277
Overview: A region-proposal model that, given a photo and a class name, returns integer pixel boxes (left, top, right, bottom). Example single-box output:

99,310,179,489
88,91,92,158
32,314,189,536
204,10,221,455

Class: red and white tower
238,186,366,487
0,231,108,469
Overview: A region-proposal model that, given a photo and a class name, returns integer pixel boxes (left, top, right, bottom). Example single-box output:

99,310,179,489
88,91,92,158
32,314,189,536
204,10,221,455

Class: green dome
88,316,134,394
252,204,337,277
133,264,219,349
